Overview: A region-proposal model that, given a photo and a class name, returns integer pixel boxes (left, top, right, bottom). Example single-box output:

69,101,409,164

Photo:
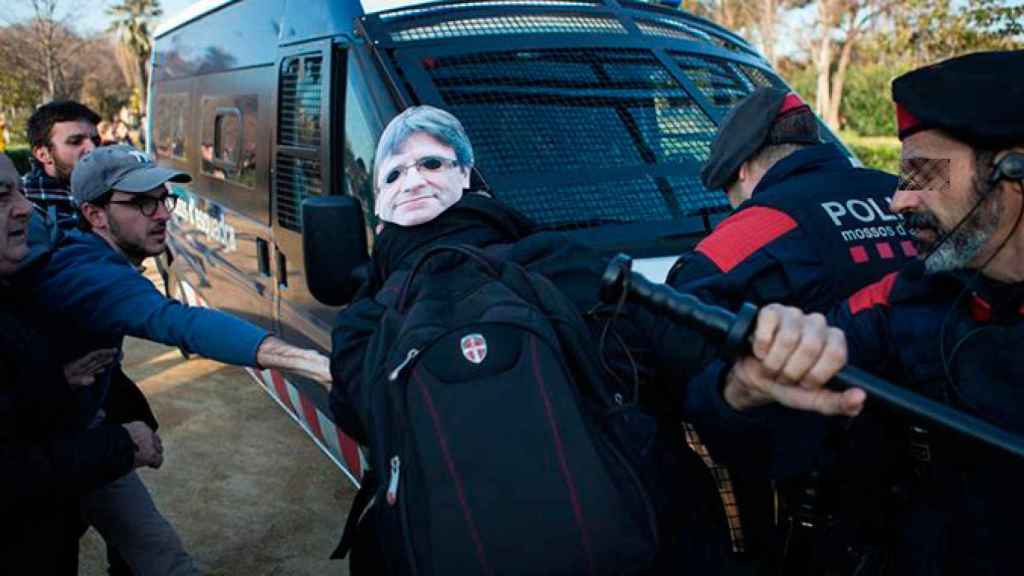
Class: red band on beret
778,93,809,116
896,103,929,140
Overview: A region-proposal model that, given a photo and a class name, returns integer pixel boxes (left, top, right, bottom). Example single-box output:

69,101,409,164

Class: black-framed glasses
382,156,458,186
107,193,179,217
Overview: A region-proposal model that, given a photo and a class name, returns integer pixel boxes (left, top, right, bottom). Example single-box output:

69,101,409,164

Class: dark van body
148,0,849,486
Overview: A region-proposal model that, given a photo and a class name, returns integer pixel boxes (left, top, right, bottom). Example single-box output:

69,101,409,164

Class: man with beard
18,145,331,574
691,50,1024,574
23,101,101,223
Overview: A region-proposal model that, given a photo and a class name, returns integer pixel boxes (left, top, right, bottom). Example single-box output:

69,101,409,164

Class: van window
153,92,189,161
276,53,326,231
408,47,724,226
200,95,258,188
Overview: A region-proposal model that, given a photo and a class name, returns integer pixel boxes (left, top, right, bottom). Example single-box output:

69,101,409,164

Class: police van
149,0,849,485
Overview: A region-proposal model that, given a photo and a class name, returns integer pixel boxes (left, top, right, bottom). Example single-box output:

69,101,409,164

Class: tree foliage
106,0,163,108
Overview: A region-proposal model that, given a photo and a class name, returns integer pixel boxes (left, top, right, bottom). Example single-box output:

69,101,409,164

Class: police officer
708,49,1024,575
670,87,913,311
669,87,915,573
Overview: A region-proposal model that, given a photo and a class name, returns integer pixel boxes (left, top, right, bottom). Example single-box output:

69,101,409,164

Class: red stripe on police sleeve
848,271,900,315
695,207,798,273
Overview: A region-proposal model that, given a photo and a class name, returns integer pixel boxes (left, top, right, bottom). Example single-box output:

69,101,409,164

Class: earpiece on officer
991,152,1024,185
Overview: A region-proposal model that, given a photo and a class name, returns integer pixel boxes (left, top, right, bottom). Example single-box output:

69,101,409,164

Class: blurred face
86,186,173,264
374,132,470,226
0,157,34,276
891,130,1001,273
34,120,99,181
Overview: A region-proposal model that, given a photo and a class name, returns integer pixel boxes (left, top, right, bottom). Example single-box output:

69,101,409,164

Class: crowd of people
1,48,1021,576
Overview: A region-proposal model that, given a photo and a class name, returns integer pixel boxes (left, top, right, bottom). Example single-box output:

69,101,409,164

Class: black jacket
0,291,136,574
670,144,914,567
329,194,731,572
828,266,1024,575
669,143,913,312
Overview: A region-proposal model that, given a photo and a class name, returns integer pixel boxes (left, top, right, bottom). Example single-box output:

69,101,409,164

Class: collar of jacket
24,160,68,190
752,143,852,196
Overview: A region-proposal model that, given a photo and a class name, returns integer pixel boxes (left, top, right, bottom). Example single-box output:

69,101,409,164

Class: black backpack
355,243,669,575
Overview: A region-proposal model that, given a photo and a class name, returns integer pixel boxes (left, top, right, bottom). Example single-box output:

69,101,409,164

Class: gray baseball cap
71,144,191,205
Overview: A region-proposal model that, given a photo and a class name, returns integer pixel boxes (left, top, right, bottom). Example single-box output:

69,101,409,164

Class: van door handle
276,248,288,289
256,238,271,277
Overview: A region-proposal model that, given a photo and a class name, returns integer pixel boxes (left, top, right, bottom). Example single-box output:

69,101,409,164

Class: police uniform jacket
827,265,1024,575
670,143,915,564
669,143,914,313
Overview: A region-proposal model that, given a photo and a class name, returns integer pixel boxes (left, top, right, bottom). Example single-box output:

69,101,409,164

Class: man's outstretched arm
256,335,331,385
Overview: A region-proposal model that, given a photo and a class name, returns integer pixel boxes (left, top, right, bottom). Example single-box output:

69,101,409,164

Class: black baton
601,254,1024,460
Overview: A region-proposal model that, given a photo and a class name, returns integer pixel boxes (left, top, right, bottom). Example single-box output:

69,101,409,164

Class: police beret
701,87,819,191
894,50,1024,148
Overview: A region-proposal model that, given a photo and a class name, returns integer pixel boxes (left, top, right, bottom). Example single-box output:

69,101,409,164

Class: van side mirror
301,196,370,306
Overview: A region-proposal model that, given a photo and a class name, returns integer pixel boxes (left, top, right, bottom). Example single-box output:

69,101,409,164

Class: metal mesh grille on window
739,64,780,88
499,176,673,225
381,0,602,21
390,13,627,42
418,47,725,223
275,154,322,231
635,17,710,42
666,174,727,215
673,53,755,113
707,33,754,56
278,56,322,148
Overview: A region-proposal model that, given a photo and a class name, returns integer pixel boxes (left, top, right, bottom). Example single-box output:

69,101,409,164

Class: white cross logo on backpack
460,333,487,365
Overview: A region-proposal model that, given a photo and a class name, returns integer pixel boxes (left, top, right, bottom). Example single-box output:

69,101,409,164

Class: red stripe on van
270,370,296,415
337,430,362,478
300,394,324,442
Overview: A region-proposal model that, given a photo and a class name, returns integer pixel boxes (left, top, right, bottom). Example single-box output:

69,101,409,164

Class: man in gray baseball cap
14,145,331,574
71,144,189,263
71,143,190,205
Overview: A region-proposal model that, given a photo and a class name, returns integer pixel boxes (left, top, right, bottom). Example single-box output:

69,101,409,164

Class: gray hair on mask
373,106,474,189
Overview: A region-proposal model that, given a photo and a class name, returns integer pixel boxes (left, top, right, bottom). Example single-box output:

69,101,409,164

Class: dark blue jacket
671,144,914,564
22,228,270,429
669,143,914,313
0,292,136,573
826,265,1024,575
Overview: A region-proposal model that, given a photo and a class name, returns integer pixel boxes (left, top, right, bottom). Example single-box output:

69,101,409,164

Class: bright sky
57,0,198,35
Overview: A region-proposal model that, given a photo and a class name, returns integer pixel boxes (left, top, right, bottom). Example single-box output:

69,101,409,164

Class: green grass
841,131,901,174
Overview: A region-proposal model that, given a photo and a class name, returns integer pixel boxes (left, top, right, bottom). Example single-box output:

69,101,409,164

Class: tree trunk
760,0,777,68
814,1,834,123
827,31,856,129
137,56,148,110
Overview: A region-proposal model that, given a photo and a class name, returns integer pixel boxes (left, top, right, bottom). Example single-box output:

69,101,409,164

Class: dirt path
78,272,354,575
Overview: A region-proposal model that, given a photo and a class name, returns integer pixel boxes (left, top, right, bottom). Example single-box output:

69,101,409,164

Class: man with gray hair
19,144,331,574
371,104,476,227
